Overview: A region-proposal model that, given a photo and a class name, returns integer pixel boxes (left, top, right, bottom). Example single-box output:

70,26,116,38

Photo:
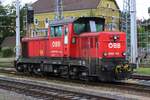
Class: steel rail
131,74,150,80
0,67,150,96
0,77,112,100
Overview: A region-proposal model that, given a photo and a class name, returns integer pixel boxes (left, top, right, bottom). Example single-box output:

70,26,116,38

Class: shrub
0,48,1,57
2,48,14,57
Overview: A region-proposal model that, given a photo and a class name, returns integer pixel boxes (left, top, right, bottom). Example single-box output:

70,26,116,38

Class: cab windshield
73,17,105,35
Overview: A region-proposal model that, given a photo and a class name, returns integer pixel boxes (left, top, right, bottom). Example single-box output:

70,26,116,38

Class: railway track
131,74,150,80
0,67,150,99
0,77,112,100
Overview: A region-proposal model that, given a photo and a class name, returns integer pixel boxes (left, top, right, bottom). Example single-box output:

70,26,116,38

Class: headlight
103,52,108,56
114,36,117,40
122,52,126,56
113,35,120,40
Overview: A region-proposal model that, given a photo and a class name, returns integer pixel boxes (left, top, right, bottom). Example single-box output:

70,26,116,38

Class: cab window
50,26,62,37
64,26,69,35
74,21,104,35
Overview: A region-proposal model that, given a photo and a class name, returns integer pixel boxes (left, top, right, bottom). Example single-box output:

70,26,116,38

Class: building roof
32,0,119,14
1,36,16,48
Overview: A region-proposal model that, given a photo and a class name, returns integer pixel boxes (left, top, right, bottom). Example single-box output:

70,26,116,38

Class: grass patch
0,58,15,62
0,57,14,67
0,63,13,67
0,52,2,57
135,67,150,75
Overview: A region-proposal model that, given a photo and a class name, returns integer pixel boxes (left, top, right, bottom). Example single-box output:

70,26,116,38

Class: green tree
0,3,16,44
0,3,27,45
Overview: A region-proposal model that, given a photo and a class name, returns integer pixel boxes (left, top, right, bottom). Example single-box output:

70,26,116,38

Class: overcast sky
2,0,150,19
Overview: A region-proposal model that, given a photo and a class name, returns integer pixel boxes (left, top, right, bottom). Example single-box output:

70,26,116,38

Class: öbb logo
108,43,121,49
52,41,61,47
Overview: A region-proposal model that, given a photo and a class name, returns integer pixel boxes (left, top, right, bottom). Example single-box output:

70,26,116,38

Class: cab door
48,25,63,57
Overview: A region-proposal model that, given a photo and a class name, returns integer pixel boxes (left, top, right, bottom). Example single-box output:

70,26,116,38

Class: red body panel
99,32,126,58
22,24,126,60
22,38,48,57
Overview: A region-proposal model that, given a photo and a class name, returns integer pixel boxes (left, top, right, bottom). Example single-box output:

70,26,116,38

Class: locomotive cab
71,17,132,81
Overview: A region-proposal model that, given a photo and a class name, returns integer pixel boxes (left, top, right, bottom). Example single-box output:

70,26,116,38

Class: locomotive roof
49,18,75,26
49,17,105,26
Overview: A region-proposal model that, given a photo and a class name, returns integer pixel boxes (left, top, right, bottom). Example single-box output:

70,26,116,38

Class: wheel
32,65,42,75
27,64,34,74
15,64,24,72
98,73,114,82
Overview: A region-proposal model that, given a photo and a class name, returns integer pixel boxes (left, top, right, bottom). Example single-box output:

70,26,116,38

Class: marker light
103,52,108,56
114,36,118,40
122,52,126,56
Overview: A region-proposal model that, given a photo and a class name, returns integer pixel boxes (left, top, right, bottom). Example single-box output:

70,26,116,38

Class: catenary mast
122,0,138,66
130,0,138,66
16,0,20,60
56,0,63,20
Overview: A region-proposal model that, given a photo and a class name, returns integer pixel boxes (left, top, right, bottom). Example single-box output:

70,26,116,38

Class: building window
107,3,110,8
34,18,39,25
45,18,49,24
45,18,49,28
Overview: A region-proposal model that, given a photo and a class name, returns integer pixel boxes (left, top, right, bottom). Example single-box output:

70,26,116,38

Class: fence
138,19,150,67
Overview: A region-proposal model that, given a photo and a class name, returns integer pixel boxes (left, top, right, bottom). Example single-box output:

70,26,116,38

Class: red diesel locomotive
15,17,133,81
